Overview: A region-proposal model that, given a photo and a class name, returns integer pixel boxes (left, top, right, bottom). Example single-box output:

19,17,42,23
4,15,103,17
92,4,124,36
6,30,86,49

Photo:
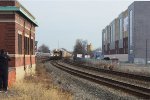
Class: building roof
0,6,38,26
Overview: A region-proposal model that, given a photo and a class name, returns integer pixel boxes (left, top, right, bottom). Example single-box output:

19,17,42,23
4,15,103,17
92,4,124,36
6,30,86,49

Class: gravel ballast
45,62,138,100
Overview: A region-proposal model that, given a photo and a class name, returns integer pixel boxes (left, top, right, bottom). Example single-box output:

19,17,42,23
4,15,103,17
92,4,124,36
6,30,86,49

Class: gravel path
45,61,138,100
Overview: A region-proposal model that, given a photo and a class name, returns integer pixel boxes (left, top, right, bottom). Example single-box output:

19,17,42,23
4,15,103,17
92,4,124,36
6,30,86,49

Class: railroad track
62,60,150,89
64,60,150,82
51,61,150,99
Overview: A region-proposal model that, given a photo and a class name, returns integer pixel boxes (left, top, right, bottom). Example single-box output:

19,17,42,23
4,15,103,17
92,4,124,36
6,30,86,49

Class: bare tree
73,39,87,59
38,44,50,53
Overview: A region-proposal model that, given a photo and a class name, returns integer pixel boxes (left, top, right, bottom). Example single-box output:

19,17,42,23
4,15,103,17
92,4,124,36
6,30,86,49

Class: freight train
50,49,72,60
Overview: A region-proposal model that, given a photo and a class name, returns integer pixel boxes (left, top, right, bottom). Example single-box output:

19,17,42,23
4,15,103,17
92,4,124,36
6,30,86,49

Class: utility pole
146,39,148,65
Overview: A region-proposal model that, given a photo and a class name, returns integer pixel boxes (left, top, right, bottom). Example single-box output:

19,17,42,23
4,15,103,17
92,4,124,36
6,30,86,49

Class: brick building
0,0,38,85
102,1,150,64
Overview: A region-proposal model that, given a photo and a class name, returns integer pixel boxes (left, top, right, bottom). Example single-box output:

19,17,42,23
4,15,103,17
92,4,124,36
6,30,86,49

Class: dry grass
0,61,73,100
84,60,150,76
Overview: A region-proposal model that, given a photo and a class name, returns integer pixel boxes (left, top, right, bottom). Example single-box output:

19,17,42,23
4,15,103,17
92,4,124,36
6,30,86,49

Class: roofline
19,7,38,26
0,6,38,26
19,3,35,19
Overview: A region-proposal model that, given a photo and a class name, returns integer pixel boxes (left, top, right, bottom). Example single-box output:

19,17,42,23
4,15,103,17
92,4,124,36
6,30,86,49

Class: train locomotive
49,49,72,60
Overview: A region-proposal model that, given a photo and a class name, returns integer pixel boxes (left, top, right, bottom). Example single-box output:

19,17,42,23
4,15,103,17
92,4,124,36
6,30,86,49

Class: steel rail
64,60,150,82
51,61,150,99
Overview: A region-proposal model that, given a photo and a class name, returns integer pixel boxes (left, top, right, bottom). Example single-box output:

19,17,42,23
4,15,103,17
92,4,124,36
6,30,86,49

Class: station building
102,1,150,64
0,0,38,85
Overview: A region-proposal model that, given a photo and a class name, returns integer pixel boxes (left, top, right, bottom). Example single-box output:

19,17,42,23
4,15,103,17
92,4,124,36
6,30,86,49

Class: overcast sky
18,0,138,51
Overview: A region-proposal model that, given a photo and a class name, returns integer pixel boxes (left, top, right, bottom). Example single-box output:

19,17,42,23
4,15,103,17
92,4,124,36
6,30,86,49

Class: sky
18,0,138,51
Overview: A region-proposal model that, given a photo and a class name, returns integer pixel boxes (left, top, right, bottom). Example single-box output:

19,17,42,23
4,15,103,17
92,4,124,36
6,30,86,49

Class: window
24,36,30,55
24,37,27,54
104,32,106,42
18,34,22,54
110,23,115,42
27,38,29,54
119,18,123,39
109,27,111,43
110,25,113,42
24,36,34,55
129,10,133,46
124,17,128,32
105,29,107,41
113,22,115,41
30,39,34,55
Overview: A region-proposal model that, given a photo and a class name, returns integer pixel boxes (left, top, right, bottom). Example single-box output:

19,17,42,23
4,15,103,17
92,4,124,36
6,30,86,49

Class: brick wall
0,0,20,7
8,68,16,87
0,0,37,85
103,38,128,55
0,1,15,6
